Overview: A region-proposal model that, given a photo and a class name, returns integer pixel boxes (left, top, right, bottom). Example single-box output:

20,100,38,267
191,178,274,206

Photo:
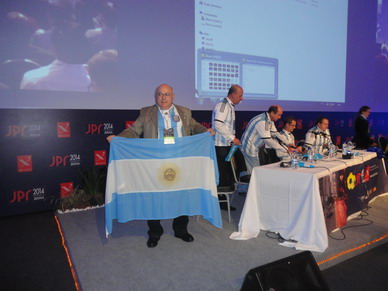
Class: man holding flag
107,84,215,248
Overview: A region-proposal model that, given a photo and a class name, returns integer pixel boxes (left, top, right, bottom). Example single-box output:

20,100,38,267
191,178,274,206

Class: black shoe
220,203,236,211
147,238,159,248
175,233,194,242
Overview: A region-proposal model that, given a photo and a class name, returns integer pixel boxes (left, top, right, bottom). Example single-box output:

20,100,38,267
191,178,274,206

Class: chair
199,149,243,223
378,136,388,154
196,184,235,223
0,58,41,89
230,155,250,194
378,136,388,174
217,185,235,223
258,146,280,165
297,139,305,148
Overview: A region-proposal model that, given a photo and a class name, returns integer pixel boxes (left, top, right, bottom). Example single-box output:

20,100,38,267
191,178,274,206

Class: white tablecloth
230,151,377,252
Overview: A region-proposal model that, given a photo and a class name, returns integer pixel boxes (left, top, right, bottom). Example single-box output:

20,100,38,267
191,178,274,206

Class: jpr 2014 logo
60,182,74,197
94,150,106,166
126,121,135,128
57,122,71,138
49,153,81,167
200,122,211,128
10,187,45,203
296,119,303,129
17,155,33,172
346,166,371,190
85,123,114,135
5,125,41,137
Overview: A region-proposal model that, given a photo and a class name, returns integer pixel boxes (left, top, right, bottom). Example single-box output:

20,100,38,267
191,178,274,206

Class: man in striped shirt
304,117,332,154
276,116,303,160
240,105,290,173
212,85,243,210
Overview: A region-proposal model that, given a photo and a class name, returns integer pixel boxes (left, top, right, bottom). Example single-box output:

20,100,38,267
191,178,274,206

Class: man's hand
207,128,215,136
231,137,240,146
106,135,116,143
287,146,294,153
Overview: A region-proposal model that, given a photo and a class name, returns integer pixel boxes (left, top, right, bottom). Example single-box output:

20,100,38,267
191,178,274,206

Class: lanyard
157,106,178,140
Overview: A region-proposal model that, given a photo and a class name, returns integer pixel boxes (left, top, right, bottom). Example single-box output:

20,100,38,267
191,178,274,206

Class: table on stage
230,151,388,252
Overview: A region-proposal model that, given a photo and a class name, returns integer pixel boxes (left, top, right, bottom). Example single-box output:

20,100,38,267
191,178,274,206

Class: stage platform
57,193,388,290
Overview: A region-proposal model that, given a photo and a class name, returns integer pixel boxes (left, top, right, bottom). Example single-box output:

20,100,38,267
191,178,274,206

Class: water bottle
291,152,298,170
347,141,354,154
342,143,347,156
225,144,239,162
307,149,314,165
342,142,352,159
328,142,336,158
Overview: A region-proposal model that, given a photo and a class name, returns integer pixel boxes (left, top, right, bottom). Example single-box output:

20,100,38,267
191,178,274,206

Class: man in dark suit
107,84,214,248
352,106,376,149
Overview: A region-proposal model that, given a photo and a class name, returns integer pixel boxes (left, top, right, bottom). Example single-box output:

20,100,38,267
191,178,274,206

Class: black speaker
241,251,330,291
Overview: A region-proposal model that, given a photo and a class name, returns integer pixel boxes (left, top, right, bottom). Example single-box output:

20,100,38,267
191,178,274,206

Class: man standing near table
304,117,332,154
212,85,243,211
352,106,377,149
107,84,214,248
240,105,290,173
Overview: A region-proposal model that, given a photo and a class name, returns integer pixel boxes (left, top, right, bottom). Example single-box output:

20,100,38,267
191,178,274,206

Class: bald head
227,85,243,105
268,105,283,122
154,84,175,110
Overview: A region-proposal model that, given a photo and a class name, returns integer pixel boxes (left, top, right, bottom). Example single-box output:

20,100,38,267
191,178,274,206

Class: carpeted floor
57,193,388,290
1,194,387,291
0,210,76,291
322,242,388,290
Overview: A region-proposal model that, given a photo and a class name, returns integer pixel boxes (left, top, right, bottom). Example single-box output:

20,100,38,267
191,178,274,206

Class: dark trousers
259,147,280,165
147,216,189,239
215,146,234,187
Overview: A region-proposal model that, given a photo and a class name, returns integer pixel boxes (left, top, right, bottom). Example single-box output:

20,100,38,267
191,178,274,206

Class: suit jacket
118,104,208,138
352,115,373,149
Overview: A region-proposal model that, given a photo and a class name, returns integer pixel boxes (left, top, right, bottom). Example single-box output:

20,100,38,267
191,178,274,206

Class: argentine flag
105,132,222,236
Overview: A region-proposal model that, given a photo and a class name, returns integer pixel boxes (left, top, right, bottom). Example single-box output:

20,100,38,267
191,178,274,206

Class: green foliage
79,166,106,206
59,186,89,212
58,166,107,211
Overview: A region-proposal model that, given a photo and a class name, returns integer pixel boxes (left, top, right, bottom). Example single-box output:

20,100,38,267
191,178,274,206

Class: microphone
312,131,327,138
274,136,291,154
274,136,287,146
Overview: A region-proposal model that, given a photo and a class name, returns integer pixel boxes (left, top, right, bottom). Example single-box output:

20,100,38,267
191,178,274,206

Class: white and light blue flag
105,132,222,236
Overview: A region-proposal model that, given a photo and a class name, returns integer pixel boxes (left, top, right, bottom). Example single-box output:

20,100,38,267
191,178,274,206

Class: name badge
164,128,175,144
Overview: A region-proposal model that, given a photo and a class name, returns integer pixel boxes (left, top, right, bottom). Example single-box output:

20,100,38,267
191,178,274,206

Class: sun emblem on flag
158,162,181,187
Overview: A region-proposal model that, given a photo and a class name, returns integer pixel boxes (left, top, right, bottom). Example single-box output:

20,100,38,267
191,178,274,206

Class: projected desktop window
196,50,278,99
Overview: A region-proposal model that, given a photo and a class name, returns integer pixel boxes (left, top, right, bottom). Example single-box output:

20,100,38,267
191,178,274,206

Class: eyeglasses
155,92,172,97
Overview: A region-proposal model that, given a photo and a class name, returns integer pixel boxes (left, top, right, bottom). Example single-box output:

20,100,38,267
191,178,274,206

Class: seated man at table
107,84,214,248
276,116,304,160
240,105,291,173
304,117,332,154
